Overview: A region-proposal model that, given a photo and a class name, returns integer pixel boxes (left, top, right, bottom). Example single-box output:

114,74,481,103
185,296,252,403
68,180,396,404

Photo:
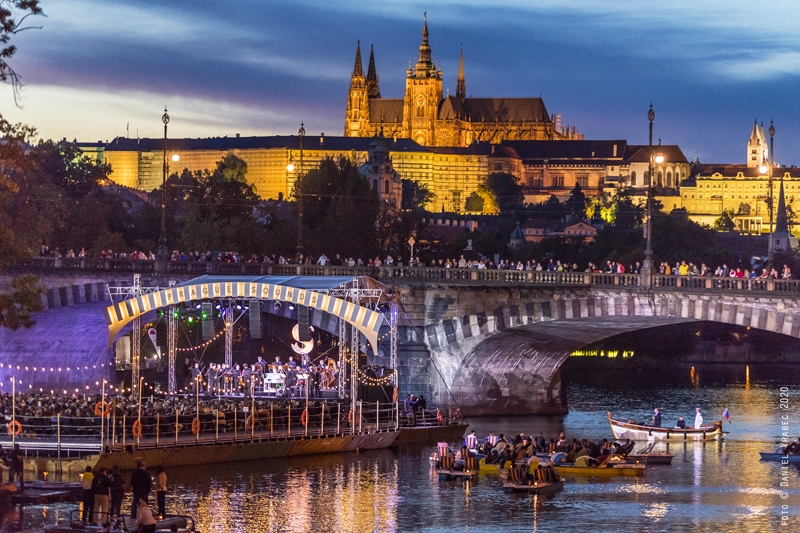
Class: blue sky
2,0,799,164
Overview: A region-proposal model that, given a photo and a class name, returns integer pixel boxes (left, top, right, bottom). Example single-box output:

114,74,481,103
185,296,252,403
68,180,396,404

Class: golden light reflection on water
167,452,399,533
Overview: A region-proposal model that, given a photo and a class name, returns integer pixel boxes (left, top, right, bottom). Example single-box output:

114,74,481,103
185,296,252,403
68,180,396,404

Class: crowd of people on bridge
35,242,795,281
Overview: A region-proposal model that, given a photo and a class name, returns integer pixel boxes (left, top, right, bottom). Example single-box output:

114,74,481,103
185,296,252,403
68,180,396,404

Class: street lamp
157,107,170,261
769,120,775,256
642,103,656,282
296,122,305,257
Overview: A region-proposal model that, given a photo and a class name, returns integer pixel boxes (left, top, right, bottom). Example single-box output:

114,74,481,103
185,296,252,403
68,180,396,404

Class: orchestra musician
205,363,218,394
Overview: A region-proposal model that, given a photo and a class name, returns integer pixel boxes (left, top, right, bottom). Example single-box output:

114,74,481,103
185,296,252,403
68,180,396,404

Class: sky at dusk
1,0,799,165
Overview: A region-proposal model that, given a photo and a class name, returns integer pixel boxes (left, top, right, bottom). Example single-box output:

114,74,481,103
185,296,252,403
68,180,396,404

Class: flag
723,408,731,423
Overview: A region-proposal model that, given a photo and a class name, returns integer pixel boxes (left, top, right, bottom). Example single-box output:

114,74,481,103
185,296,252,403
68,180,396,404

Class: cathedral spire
353,40,364,77
456,46,466,99
415,12,435,76
366,44,380,98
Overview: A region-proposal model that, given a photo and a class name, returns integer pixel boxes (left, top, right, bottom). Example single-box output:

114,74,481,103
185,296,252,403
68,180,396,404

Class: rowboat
436,454,479,481
553,462,646,477
607,411,726,442
625,443,673,465
759,446,800,463
504,465,565,494
479,457,510,473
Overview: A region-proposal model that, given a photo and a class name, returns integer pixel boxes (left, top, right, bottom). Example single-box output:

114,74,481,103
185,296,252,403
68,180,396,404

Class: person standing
92,467,111,526
130,461,151,519
694,407,704,429
155,466,167,518
8,443,24,491
81,466,95,524
109,465,125,519
652,408,662,428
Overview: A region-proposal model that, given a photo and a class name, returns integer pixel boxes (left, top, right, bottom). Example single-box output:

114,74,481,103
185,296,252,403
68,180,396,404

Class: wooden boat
504,466,564,494
607,411,725,442
759,446,800,463
625,443,673,465
553,459,646,477
436,454,479,481
478,457,505,473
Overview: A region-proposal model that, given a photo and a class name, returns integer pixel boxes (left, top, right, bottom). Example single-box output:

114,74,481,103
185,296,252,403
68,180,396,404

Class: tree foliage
401,179,433,211
478,172,523,214
0,0,44,103
713,209,736,232
0,273,43,329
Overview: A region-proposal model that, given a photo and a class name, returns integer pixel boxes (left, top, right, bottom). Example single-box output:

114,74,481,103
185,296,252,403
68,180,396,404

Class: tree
0,273,43,329
401,179,433,211
478,172,523,214
295,157,380,258
565,184,587,218
0,1,44,103
713,209,736,232
464,191,484,212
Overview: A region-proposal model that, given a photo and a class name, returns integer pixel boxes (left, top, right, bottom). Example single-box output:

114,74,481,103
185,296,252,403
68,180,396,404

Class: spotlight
196,304,202,309
288,304,295,311
215,304,221,310
236,305,242,310
274,301,281,310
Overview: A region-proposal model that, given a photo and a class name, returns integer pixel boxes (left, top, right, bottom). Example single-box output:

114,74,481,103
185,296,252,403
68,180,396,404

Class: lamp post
297,122,305,257
769,120,776,256
157,108,170,263
641,104,656,286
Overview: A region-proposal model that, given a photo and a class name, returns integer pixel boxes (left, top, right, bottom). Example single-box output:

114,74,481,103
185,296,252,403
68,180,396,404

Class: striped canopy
105,275,387,350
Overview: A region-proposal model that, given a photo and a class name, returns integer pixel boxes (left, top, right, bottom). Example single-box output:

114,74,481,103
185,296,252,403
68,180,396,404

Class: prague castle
344,16,582,147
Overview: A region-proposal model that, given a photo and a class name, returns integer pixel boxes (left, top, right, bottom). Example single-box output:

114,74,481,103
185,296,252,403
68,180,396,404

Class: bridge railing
17,256,800,294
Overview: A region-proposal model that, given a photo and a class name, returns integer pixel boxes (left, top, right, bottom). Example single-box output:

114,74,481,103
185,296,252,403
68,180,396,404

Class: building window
533,177,544,188
657,171,663,186
493,162,503,171
631,171,637,185
666,171,672,186
552,176,564,188
577,176,589,188
384,180,390,194
644,171,650,186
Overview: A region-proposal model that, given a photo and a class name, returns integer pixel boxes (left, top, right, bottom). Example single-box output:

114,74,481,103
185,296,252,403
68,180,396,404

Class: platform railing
1,401,400,454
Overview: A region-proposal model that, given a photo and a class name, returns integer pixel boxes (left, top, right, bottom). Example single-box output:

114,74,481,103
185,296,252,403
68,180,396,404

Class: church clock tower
403,14,442,146
344,41,370,137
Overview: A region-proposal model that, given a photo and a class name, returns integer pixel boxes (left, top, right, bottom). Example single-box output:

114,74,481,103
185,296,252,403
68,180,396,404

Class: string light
175,330,225,352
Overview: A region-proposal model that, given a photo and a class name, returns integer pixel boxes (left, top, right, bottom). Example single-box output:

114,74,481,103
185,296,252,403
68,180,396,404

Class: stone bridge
3,259,800,414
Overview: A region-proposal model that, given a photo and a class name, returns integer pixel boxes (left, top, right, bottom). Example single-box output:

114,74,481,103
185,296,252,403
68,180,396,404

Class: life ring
347,410,353,424
436,409,444,425
301,409,308,426
132,420,143,438
94,401,110,417
7,420,22,435
191,418,201,435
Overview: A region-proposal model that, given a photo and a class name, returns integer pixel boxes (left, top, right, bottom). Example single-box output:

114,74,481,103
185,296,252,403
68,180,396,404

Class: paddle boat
503,465,565,494
436,453,479,481
608,411,726,442
759,446,800,463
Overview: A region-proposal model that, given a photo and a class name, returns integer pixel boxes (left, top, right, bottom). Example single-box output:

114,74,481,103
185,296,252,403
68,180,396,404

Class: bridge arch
423,290,800,415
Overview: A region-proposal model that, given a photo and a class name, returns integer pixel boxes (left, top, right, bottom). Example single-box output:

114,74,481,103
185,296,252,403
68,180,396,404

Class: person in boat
498,446,515,469
135,500,157,533
556,432,568,451
464,430,478,450
614,439,635,456
676,416,686,429
652,408,662,428
783,438,800,455
485,449,500,464
694,407,704,429
492,434,508,454
535,432,547,451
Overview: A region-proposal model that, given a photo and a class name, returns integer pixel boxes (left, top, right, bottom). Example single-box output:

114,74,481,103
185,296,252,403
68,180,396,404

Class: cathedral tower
747,119,768,168
366,44,381,98
344,41,370,137
403,14,442,146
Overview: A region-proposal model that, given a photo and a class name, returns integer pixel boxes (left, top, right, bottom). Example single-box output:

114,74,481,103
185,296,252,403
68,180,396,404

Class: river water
9,363,800,532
